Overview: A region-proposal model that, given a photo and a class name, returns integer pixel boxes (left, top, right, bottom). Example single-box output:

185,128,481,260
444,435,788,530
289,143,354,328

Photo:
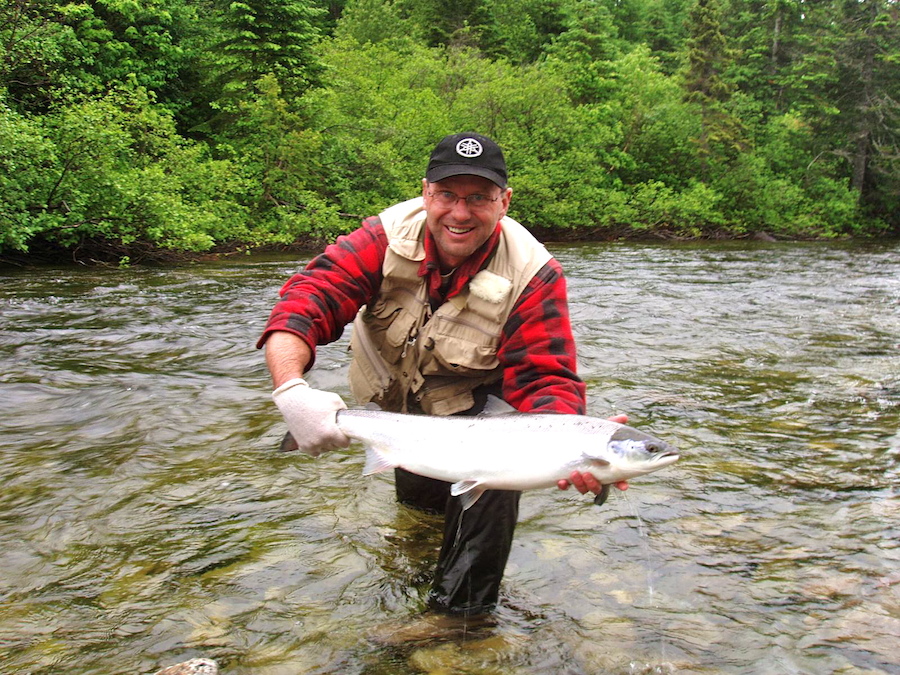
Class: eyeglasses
427,190,500,211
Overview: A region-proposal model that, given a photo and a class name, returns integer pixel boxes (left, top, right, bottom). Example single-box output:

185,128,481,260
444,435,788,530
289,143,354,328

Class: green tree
682,0,746,178
725,0,805,111
628,0,691,73
312,37,453,214
612,46,699,188
1,0,203,117
543,0,623,104
334,0,423,44
1,86,253,256
483,0,568,64
210,0,325,106
821,0,898,222
1,1,83,111
395,0,492,49
0,97,60,250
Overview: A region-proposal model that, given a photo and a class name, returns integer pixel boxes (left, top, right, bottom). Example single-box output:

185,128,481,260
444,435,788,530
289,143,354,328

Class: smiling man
258,132,624,625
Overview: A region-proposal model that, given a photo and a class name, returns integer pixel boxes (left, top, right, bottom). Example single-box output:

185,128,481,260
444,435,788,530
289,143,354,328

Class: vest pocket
418,385,475,417
362,298,418,364
421,344,499,377
420,314,500,377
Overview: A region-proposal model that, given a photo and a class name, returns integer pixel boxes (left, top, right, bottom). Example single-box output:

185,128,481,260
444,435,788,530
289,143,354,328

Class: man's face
422,175,512,271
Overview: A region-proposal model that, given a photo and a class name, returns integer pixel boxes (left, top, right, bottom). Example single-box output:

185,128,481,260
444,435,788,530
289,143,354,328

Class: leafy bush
0,102,61,250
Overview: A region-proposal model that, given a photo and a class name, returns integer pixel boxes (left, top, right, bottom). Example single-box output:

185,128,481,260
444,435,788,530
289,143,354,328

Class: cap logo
455,138,483,158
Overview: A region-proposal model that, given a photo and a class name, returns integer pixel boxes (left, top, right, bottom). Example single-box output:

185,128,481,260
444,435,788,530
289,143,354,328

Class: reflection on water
1,242,898,674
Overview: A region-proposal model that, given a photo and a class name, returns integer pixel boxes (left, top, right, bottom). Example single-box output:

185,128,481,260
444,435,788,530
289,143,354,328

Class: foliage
334,0,423,45
0,99,59,250
1,0,898,260
682,0,747,176
0,87,254,256
210,0,326,105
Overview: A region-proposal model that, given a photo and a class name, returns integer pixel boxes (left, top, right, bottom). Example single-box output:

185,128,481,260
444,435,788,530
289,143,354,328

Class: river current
1,241,898,674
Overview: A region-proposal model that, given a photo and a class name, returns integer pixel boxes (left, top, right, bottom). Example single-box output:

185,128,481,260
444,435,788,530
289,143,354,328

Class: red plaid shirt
258,216,586,415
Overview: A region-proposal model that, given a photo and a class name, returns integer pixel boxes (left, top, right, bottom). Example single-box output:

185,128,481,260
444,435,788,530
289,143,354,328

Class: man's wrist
272,377,309,397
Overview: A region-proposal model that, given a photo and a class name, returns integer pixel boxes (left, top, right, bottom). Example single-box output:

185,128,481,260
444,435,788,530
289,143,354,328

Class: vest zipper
401,327,418,358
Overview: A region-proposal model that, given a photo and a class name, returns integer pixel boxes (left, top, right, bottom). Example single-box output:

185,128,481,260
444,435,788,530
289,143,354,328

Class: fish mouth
653,451,680,466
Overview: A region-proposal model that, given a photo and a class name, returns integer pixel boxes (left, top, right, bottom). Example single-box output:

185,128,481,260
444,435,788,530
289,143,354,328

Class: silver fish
334,396,679,510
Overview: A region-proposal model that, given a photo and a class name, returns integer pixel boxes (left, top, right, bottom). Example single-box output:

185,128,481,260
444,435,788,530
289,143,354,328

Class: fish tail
363,446,397,475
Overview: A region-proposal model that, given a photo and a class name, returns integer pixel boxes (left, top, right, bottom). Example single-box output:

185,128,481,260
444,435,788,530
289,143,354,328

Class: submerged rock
152,658,218,675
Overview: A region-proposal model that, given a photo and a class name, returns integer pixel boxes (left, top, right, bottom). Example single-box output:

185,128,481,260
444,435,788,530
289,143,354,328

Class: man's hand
272,378,350,456
556,413,630,496
558,472,629,494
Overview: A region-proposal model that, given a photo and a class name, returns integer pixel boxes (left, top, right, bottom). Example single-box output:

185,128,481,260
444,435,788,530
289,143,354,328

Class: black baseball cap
425,132,508,189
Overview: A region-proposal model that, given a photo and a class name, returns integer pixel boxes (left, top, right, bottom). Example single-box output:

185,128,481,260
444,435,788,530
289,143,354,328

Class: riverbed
1,241,897,674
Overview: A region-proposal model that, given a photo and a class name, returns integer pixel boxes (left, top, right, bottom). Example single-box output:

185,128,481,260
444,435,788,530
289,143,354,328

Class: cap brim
426,164,506,189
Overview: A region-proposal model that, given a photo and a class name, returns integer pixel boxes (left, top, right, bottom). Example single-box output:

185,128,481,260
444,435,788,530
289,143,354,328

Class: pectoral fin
450,480,487,511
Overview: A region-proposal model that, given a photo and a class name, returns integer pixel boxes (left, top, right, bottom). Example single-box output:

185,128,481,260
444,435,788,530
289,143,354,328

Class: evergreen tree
395,0,492,49
682,0,746,177
725,0,805,111
211,0,325,104
544,0,622,104
828,0,898,220
481,0,570,64
787,0,899,225
636,0,691,73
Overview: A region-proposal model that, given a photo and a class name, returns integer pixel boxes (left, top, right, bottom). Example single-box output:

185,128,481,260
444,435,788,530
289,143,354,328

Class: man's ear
500,187,513,217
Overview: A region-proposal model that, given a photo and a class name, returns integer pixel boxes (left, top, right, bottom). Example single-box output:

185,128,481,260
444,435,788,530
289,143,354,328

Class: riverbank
4,227,889,270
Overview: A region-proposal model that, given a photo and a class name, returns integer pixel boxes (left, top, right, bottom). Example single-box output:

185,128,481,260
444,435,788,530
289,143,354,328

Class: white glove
272,378,350,456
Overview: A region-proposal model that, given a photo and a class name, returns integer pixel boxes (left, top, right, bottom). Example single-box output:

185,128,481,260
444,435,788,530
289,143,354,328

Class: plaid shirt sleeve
498,259,587,415
255,217,387,365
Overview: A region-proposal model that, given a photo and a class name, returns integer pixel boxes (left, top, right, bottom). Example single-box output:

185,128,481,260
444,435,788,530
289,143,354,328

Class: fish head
606,424,680,474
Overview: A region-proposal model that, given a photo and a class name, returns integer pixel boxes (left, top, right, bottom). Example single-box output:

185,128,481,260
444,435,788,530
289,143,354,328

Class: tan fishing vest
348,197,552,416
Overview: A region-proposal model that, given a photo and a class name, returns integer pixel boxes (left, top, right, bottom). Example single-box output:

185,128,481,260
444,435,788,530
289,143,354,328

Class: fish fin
363,446,397,475
593,484,611,508
450,480,486,510
581,452,611,468
479,395,517,417
279,431,299,452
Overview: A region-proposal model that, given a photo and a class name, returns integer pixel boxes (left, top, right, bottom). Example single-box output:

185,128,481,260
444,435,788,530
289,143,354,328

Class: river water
1,241,898,674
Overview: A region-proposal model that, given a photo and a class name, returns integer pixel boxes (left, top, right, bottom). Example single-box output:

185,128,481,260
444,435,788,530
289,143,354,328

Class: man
258,132,626,619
